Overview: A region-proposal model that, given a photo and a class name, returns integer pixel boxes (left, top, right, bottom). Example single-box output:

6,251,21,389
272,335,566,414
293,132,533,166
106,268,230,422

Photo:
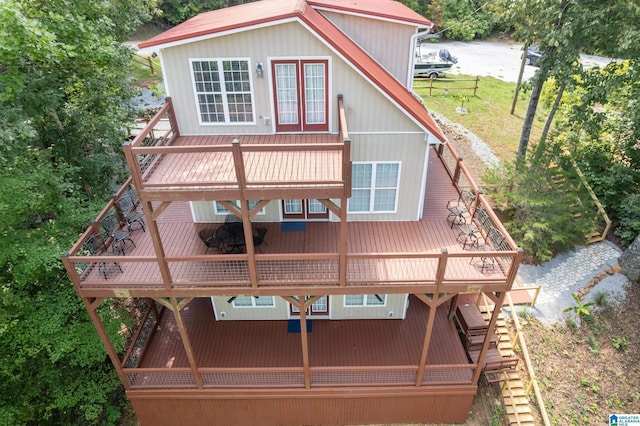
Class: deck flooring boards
139,296,468,370
79,149,508,287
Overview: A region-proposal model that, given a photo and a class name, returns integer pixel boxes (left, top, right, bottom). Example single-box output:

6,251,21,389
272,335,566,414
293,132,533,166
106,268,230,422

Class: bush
485,151,598,262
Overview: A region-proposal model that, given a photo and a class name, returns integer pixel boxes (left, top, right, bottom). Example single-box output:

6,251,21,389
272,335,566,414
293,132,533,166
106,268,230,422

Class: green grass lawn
414,75,547,163
129,53,163,88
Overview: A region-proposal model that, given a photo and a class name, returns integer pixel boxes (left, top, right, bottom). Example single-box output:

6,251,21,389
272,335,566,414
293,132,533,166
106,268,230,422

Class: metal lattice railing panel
200,370,305,387
311,368,417,386
257,259,339,284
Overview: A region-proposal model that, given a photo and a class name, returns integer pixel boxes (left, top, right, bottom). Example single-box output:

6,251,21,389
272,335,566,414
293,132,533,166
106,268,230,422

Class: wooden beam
413,293,433,308
318,199,341,217
150,201,171,221
471,291,507,385
298,295,311,389
82,297,131,389
170,297,203,388
153,297,173,311
415,292,438,386
143,199,173,290
339,197,348,286
303,295,323,309
177,297,193,311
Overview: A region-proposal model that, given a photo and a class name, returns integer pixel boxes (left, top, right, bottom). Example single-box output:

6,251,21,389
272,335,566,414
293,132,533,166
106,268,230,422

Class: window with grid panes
344,294,386,306
191,59,254,124
232,296,274,308
348,162,400,213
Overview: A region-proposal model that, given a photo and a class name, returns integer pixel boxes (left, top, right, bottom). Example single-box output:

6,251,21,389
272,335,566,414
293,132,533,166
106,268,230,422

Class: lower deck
141,296,468,368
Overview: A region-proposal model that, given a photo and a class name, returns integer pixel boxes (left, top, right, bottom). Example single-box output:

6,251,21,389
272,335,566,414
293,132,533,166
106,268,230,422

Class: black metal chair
101,213,135,255
470,227,505,273
83,233,123,279
457,206,489,250
446,188,475,228
198,229,221,253
115,191,146,233
253,227,268,251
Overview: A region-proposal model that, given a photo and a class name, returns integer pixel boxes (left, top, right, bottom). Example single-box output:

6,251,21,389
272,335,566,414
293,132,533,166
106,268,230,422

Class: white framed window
232,296,275,308
344,294,386,307
348,162,400,213
214,200,265,215
191,59,254,124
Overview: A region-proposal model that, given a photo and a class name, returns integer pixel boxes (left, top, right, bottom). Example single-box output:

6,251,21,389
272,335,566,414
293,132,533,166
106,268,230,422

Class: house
62,0,522,424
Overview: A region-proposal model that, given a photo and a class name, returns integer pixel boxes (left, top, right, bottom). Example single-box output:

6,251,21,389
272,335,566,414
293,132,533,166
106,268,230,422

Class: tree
503,0,640,160
0,0,156,423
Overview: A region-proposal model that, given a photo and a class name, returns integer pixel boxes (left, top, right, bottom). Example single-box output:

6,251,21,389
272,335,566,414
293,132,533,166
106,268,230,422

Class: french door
290,296,329,317
272,60,328,132
282,199,329,220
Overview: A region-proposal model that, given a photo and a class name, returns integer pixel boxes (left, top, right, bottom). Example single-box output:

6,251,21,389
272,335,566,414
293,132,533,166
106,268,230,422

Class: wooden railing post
165,97,180,138
453,157,463,186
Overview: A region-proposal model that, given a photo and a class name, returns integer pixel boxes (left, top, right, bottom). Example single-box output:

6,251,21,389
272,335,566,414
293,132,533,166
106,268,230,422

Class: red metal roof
308,0,431,27
139,0,445,141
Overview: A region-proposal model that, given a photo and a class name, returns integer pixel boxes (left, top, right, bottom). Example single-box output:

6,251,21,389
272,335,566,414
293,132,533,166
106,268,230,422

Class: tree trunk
516,73,544,160
534,82,567,161
511,43,530,115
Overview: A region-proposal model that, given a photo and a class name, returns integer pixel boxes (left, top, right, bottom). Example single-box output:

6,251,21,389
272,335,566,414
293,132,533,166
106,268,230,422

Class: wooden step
503,387,527,397
505,405,533,420
507,413,535,423
503,395,529,406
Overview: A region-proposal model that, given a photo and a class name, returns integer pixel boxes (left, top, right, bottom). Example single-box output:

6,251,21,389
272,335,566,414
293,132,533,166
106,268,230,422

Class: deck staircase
478,306,537,426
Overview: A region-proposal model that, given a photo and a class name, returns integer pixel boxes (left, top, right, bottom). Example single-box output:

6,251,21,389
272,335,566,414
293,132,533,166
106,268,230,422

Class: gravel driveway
428,40,613,83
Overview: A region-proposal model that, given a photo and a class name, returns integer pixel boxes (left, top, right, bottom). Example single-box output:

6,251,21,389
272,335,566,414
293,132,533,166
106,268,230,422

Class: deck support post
171,298,203,388
144,200,174,289
415,249,448,386
231,139,259,288
82,297,132,389
298,296,311,389
471,291,507,385
339,196,348,286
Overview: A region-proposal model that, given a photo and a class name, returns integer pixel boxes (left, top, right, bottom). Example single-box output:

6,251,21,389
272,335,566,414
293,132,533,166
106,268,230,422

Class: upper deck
124,98,351,202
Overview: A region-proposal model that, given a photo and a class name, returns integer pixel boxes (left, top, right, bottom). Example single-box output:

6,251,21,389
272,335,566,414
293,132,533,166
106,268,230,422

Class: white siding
319,11,415,82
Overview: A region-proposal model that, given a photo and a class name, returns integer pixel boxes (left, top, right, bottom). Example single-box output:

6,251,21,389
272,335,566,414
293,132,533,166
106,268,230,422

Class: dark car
524,46,543,66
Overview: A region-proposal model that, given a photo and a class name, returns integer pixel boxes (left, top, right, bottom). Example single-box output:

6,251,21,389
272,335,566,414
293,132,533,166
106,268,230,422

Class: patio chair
198,229,221,253
457,205,489,249
83,233,123,279
253,227,268,251
101,213,136,255
469,226,505,273
115,192,146,233
446,188,475,228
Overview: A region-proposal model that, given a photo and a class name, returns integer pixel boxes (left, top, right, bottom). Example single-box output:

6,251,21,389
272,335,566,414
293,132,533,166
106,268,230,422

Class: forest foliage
0,0,156,424
0,0,638,424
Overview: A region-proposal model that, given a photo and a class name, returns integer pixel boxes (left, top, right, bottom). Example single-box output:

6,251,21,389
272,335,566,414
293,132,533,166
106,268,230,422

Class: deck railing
66,249,519,294
122,97,351,199
123,364,477,389
436,141,519,252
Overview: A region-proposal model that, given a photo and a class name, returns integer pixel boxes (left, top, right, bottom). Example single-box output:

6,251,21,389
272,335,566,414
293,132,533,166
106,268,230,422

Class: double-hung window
344,294,386,307
232,296,275,308
348,162,400,213
191,59,254,124
214,200,265,215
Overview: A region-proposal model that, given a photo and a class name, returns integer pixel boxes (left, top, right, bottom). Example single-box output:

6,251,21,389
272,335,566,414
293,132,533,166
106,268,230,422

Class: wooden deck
140,297,467,369
143,134,342,189
68,150,516,294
